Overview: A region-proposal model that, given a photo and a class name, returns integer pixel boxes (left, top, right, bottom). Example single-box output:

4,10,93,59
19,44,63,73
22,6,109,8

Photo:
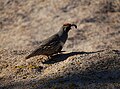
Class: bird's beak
71,24,77,29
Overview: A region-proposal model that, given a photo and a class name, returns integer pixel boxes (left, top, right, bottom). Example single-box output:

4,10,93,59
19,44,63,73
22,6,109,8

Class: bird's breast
60,41,65,47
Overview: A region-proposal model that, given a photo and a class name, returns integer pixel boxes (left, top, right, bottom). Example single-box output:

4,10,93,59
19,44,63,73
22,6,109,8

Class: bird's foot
48,56,52,60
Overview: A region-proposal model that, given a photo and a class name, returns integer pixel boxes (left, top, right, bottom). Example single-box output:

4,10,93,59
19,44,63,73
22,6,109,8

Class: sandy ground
0,0,120,89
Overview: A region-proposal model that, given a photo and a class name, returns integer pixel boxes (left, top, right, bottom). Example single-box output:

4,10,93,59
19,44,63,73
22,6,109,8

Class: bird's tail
25,55,31,59
25,53,35,59
25,48,42,59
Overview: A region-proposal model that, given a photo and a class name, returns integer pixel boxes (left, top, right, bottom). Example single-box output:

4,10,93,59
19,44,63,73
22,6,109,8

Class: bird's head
62,23,77,33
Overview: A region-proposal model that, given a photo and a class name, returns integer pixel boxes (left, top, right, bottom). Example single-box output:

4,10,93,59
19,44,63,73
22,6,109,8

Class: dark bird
25,23,77,59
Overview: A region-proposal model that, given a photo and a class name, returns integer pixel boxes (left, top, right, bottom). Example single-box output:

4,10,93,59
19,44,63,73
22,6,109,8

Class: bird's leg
58,50,65,54
48,56,52,60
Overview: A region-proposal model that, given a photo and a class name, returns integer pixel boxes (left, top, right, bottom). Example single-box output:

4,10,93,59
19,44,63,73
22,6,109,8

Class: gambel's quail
26,23,77,59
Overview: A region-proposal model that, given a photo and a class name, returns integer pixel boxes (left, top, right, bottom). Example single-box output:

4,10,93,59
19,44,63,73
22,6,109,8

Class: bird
25,23,77,59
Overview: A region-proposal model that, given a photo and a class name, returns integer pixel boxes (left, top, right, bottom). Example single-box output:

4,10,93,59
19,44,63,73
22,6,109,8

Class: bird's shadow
43,50,104,64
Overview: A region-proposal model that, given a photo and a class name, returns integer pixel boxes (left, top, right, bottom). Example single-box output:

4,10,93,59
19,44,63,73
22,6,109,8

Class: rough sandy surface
0,0,120,89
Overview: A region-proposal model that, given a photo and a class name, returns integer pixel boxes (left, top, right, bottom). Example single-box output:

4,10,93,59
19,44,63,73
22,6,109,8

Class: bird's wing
41,34,60,46
25,34,61,59
41,34,61,51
